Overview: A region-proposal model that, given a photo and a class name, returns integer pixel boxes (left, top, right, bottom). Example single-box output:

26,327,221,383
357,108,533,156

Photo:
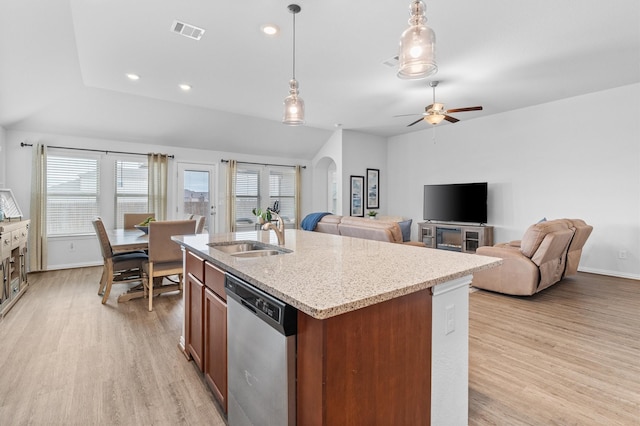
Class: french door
176,163,217,234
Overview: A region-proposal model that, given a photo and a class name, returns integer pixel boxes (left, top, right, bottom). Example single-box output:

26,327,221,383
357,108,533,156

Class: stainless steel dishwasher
225,273,297,426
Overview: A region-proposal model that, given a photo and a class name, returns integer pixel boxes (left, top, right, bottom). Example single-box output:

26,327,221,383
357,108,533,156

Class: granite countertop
173,229,501,319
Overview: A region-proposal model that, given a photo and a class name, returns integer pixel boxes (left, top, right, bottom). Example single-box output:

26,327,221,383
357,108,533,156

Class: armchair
472,219,590,296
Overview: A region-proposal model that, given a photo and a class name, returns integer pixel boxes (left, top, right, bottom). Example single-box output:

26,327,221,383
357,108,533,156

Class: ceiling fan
402,81,483,127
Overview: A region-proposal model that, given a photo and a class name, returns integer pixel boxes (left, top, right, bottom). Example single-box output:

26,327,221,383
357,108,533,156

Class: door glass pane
183,170,210,231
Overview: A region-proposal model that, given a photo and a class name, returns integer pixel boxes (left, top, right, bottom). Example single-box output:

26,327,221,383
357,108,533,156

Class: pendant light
283,4,305,125
397,0,437,80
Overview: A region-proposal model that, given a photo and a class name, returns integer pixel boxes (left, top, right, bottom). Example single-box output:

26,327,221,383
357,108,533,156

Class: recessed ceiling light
126,73,140,81
261,24,279,36
179,83,192,91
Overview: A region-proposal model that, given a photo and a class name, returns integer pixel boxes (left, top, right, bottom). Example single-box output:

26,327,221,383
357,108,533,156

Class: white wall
342,130,388,215
5,130,313,270
387,83,640,279
0,125,6,187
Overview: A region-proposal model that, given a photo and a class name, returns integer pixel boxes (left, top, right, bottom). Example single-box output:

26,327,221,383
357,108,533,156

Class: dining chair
123,212,156,229
142,219,196,311
92,218,148,304
192,214,206,233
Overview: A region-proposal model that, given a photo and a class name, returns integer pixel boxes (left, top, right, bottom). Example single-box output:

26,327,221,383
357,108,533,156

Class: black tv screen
423,182,488,224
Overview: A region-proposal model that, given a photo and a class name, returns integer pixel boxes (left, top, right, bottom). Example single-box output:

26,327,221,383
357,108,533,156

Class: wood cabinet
297,288,433,425
203,262,227,412
184,249,227,413
418,222,493,253
1,220,29,318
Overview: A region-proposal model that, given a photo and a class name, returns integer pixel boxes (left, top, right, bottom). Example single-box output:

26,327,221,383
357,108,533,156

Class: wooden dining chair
142,219,196,311
192,214,206,233
92,218,148,304
123,212,155,229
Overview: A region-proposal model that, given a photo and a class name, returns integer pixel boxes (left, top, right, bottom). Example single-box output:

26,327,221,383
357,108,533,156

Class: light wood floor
469,272,640,425
0,268,638,425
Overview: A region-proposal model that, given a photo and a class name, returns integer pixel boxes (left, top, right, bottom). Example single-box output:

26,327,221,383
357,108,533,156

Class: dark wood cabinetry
184,250,227,413
203,262,227,412
418,222,493,253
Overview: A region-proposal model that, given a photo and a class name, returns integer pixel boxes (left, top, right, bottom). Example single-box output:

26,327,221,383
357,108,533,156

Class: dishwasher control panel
225,273,297,336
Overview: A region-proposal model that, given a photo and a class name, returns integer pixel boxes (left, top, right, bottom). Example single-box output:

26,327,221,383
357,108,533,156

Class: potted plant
367,210,378,219
252,208,272,224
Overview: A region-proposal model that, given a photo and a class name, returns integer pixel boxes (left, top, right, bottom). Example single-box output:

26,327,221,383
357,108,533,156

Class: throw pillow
398,219,412,242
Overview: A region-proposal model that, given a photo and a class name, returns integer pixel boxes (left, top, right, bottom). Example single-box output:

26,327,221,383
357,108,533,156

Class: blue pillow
398,219,412,242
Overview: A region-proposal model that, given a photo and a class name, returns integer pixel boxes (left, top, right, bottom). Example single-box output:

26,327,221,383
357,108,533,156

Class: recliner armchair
472,219,592,296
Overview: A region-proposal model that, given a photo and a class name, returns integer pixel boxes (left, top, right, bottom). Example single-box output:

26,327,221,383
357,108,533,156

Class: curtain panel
29,144,48,272
226,160,237,232
147,153,169,221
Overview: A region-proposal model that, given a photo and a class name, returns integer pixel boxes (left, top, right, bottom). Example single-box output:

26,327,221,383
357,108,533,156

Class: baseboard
38,261,102,271
578,267,640,281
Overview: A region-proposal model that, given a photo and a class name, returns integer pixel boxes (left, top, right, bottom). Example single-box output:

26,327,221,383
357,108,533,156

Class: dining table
106,228,149,302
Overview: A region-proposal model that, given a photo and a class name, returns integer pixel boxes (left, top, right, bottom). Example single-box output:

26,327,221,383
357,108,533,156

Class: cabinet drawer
204,261,226,301
186,250,205,282
1,233,10,258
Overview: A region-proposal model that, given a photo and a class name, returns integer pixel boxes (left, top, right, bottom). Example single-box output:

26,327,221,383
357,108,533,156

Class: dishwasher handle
225,273,297,336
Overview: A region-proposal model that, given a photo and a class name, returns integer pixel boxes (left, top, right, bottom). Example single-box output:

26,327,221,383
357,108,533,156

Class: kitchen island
174,229,501,425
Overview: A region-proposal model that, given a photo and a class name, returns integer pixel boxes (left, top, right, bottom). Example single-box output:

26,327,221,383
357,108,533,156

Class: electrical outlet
445,304,455,335
618,250,627,260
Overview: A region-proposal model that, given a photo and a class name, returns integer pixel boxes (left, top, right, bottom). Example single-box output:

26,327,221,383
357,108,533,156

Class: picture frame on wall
366,168,380,209
350,175,364,217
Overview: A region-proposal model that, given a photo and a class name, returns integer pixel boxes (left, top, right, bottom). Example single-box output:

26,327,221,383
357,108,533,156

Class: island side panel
430,275,472,426
297,288,433,426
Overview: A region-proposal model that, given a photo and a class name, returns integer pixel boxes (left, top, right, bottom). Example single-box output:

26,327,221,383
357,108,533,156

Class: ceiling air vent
382,55,399,68
171,20,205,40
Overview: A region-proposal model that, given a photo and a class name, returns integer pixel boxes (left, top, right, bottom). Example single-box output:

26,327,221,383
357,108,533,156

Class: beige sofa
314,215,425,246
472,219,593,295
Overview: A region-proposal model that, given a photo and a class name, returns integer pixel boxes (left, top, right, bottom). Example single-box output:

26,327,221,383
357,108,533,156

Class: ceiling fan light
425,114,445,125
397,1,437,80
283,79,305,125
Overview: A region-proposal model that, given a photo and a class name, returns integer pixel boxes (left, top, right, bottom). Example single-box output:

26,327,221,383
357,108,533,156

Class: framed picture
366,168,380,209
350,175,364,217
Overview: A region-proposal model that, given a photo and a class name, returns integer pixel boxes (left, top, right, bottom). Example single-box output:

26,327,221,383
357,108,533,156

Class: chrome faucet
262,211,285,245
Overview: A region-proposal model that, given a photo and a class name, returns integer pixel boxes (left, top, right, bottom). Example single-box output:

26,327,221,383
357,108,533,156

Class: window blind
114,160,149,228
47,155,100,236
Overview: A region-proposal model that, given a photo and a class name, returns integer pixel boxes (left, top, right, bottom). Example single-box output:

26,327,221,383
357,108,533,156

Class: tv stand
418,222,493,253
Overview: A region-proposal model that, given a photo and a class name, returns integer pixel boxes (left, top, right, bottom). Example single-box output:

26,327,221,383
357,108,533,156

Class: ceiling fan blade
393,113,422,118
443,115,459,123
446,106,483,113
407,117,425,127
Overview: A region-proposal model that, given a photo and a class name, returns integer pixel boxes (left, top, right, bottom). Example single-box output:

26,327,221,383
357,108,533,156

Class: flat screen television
423,182,488,224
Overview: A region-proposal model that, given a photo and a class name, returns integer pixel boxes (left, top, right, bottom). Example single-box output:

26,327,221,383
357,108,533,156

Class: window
233,165,298,230
235,166,260,229
47,155,100,236
269,167,296,224
114,160,148,229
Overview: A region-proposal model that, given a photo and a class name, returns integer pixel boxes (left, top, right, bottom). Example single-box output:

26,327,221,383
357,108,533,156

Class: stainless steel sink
208,241,291,257
230,250,285,258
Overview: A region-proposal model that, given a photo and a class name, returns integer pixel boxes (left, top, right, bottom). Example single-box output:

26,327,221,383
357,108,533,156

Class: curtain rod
20,142,175,159
221,159,306,169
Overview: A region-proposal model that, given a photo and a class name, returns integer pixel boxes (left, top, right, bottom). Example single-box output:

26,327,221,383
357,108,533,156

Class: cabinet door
186,273,205,371
420,224,436,248
205,287,227,413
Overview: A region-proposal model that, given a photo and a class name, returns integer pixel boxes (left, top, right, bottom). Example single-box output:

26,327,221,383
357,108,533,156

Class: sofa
309,214,425,247
471,218,593,295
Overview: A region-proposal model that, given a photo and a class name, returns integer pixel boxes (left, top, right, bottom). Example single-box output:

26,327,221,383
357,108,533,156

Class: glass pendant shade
283,79,305,125
398,1,437,80
282,4,305,125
